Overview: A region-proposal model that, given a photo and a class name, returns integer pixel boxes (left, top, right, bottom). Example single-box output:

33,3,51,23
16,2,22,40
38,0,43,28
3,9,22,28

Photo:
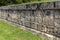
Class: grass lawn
8,0,55,6
0,21,48,40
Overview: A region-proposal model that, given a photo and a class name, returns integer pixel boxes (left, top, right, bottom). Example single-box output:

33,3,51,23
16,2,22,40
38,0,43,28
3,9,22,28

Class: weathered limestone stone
26,3,37,9
38,2,54,9
54,10,60,29
55,1,60,8
0,1,60,40
17,5,26,9
43,10,54,28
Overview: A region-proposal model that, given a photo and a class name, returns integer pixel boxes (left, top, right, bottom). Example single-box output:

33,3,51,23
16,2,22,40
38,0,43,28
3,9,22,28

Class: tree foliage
0,0,41,6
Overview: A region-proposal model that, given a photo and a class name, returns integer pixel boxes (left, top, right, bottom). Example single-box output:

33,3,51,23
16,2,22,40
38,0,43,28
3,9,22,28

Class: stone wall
0,1,60,40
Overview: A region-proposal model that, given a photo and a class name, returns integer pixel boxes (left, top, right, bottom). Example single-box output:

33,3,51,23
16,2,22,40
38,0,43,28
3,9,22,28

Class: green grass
8,0,55,6
0,20,48,40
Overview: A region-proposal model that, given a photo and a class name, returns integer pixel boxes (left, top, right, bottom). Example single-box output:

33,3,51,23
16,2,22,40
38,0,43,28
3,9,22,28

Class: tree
22,0,31,3
0,0,42,6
